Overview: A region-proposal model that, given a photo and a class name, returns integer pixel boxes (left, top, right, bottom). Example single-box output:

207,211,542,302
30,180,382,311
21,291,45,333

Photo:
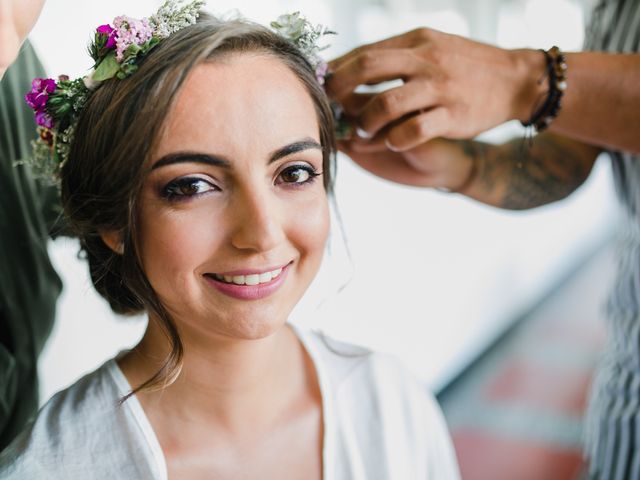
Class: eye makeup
276,163,322,187
153,147,323,203
160,176,219,201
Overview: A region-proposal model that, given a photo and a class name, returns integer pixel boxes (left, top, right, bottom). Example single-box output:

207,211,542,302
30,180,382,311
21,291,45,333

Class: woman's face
137,53,329,341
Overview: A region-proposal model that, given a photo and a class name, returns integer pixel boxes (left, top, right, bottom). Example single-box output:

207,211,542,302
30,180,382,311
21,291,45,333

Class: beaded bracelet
522,46,567,132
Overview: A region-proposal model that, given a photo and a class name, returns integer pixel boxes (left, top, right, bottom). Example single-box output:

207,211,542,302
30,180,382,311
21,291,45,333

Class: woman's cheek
139,205,225,281
291,191,330,253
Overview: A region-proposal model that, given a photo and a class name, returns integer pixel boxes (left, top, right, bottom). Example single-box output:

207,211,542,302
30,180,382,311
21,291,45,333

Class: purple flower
35,110,54,129
25,77,57,110
97,24,117,49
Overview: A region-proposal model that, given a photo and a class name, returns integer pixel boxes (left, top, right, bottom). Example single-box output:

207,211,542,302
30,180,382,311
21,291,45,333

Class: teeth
259,272,272,283
213,267,283,285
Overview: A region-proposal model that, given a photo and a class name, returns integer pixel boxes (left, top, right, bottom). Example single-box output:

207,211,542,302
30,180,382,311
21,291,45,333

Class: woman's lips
204,264,289,300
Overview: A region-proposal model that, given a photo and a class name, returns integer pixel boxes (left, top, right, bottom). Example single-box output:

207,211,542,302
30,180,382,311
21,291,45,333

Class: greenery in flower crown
24,3,344,183
270,12,334,63
270,12,352,139
23,0,206,182
88,0,206,82
23,76,88,179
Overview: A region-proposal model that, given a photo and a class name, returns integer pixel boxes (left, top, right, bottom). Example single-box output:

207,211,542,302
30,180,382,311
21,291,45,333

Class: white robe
0,328,460,479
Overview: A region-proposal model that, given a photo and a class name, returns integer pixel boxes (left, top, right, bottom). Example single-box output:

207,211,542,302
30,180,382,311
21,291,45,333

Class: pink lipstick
203,263,290,300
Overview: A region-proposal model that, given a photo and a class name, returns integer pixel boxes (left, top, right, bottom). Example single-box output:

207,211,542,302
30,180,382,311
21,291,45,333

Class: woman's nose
229,188,285,253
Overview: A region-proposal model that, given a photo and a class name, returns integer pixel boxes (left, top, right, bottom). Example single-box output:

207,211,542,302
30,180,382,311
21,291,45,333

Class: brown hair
60,14,337,396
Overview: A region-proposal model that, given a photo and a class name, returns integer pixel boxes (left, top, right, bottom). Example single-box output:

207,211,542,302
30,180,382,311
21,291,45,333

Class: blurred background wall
30,0,616,404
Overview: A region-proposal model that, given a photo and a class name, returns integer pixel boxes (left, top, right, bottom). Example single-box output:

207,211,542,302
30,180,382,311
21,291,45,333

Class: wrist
509,48,548,123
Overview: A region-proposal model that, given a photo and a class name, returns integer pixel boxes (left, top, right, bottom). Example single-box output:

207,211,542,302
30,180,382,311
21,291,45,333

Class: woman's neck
118,320,316,436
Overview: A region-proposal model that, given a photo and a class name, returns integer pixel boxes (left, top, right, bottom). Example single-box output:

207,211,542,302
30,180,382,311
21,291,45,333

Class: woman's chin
226,318,286,341
195,310,291,343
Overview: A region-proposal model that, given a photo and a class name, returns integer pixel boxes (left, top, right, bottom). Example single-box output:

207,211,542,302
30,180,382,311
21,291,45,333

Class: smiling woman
0,7,459,480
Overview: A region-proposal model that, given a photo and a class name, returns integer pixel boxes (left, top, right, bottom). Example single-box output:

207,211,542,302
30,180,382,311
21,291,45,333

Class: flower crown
24,1,345,182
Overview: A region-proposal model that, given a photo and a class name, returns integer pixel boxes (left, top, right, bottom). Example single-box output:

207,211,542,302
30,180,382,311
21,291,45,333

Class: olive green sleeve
0,40,63,449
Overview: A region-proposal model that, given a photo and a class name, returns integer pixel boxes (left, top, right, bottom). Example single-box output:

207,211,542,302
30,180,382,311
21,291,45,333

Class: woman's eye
162,177,216,200
277,165,320,186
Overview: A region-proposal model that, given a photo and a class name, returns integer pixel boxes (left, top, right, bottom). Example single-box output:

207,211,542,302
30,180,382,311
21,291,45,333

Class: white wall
32,0,617,403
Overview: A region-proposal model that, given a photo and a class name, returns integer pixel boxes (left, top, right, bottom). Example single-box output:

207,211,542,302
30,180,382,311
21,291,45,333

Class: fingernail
384,138,400,152
356,127,372,139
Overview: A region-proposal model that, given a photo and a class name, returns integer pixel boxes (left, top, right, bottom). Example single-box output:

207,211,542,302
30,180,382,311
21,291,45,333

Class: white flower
271,13,306,39
83,71,100,90
149,0,205,38
270,12,335,59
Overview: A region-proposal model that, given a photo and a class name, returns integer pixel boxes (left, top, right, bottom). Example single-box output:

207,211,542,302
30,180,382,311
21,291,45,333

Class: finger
339,93,375,116
357,81,438,137
326,49,419,101
385,108,450,152
328,28,431,71
338,131,388,154
347,135,389,154
365,28,432,50
339,148,435,187
402,139,476,192
338,140,389,155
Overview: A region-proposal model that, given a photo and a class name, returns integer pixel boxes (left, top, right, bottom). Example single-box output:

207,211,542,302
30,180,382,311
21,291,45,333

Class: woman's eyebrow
268,138,322,164
151,138,322,170
151,152,231,170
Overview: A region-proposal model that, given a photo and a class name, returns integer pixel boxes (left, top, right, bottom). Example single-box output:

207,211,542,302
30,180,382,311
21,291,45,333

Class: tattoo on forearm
456,136,593,210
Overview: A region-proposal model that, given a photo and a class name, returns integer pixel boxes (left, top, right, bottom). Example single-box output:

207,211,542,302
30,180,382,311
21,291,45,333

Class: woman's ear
100,230,124,255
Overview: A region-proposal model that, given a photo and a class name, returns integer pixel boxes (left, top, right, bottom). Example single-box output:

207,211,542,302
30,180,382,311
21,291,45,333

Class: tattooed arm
456,134,600,209
339,133,600,210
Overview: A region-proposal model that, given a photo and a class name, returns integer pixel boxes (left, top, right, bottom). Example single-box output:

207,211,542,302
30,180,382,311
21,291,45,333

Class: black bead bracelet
522,46,567,132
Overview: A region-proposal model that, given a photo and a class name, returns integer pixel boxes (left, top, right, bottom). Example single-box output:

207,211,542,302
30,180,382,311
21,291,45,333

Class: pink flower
315,61,329,85
35,110,54,129
97,24,117,49
25,77,56,110
112,15,153,62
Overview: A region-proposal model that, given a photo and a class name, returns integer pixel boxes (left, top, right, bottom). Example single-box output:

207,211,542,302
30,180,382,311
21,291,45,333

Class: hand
327,28,544,151
339,135,476,192
0,0,46,79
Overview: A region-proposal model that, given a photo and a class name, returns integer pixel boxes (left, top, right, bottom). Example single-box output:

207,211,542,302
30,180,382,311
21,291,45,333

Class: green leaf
47,96,65,107
141,37,160,54
92,51,120,82
117,63,138,79
125,43,142,58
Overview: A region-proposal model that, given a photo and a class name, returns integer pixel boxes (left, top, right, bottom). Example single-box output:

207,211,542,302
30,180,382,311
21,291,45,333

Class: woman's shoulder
298,327,448,430
0,358,160,479
297,328,461,479
298,328,430,397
